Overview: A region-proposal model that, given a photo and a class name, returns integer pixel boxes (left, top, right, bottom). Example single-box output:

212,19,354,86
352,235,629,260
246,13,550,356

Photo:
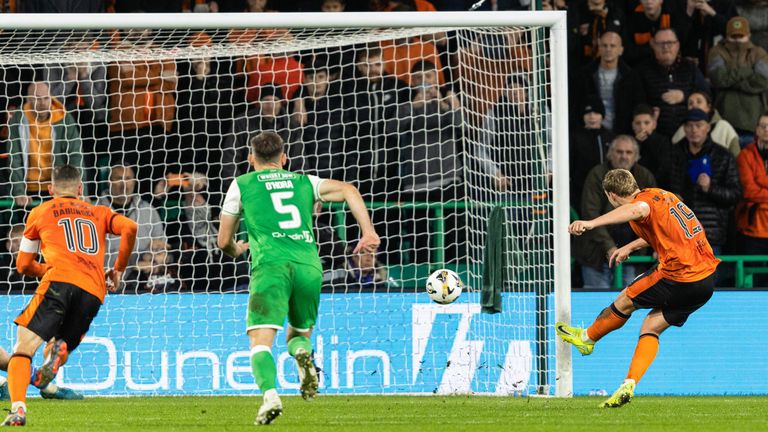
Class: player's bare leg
286,326,318,401
249,328,282,426
601,308,670,408
2,326,45,426
557,290,636,355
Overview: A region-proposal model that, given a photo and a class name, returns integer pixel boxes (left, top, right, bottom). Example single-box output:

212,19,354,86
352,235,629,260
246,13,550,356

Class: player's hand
568,220,594,236
608,246,632,268
105,268,122,292
354,231,381,254
233,240,250,257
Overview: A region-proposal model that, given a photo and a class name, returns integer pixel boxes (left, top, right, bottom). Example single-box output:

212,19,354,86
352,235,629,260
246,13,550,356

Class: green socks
250,346,277,392
287,336,312,357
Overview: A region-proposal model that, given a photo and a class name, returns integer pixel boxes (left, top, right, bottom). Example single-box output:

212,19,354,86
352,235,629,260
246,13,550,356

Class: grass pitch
21,395,765,431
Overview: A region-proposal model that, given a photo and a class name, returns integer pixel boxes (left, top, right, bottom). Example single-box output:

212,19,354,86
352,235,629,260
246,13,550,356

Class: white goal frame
1,11,571,397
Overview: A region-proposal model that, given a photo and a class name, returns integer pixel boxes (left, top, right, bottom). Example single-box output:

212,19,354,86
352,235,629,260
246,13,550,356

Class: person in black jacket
568,0,627,67
632,103,673,188
668,108,742,252
681,0,736,74
341,46,408,201
637,28,710,138
570,96,615,210
574,31,645,134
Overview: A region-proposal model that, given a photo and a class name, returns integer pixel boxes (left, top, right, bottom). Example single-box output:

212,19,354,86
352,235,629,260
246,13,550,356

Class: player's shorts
246,261,322,332
626,267,714,327
15,280,102,351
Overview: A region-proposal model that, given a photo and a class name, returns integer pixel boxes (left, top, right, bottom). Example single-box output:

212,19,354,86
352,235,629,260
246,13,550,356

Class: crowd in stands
2,0,768,291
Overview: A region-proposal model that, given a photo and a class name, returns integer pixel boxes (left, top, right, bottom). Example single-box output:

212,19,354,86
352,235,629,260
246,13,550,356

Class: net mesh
0,23,556,396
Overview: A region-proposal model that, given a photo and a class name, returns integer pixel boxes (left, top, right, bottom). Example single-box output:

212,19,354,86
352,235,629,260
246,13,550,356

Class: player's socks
586,304,629,342
626,333,659,383
250,346,277,393
287,336,312,357
7,354,31,406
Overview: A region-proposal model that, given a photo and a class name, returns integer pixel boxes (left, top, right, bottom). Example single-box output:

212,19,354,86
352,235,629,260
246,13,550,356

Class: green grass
17,395,766,431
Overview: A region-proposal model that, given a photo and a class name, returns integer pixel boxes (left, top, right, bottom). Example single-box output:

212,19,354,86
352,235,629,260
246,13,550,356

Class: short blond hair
603,168,639,197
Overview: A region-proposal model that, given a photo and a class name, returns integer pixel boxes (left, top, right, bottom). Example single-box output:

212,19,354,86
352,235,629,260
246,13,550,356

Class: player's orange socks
8,354,32,404
626,333,659,383
586,304,629,342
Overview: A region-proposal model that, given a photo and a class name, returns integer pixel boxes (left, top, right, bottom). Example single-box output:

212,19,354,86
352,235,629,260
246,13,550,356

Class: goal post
0,11,571,397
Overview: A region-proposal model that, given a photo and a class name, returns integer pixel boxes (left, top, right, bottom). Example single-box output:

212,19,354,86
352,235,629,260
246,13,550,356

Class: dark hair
52,164,81,187
689,90,713,108
250,131,284,163
357,45,382,62
632,103,654,118
652,27,679,40
410,60,437,74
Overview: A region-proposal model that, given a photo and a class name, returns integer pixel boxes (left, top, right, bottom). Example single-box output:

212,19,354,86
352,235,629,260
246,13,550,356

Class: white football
426,269,463,304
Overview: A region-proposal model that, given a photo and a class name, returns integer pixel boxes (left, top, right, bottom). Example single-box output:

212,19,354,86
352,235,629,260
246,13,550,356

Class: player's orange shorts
15,281,102,352
625,266,714,327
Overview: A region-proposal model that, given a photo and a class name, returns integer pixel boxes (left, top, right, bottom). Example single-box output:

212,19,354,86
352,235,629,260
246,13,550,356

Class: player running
218,131,379,426
558,168,718,408
2,165,137,426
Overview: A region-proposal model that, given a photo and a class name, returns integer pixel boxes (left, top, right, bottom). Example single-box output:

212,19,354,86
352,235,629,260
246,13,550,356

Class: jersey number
270,192,302,229
669,202,702,239
58,218,99,255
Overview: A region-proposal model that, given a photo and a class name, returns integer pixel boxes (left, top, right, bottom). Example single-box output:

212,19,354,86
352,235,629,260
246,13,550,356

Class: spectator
681,0,736,73
637,28,710,138
125,247,182,293
708,16,768,147
342,46,408,199
320,0,345,11
735,112,768,255
391,60,462,199
668,108,742,253
107,29,177,192
570,96,615,210
671,90,741,157
632,103,673,188
244,53,303,103
222,85,291,179
624,0,691,66
289,63,346,180
573,135,656,288
44,37,109,155
155,172,247,291
568,0,627,67
176,34,237,199
345,244,391,289
8,81,84,207
97,165,168,273
574,31,645,134
0,225,37,292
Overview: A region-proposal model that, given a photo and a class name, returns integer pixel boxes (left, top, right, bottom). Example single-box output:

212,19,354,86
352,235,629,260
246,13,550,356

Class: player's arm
317,179,380,253
217,180,249,258
16,213,50,278
106,213,138,291
16,237,50,278
569,201,650,236
608,237,651,268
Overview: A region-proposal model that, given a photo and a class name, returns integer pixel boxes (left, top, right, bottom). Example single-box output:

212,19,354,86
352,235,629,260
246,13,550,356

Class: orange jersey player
1,165,137,427
558,168,717,408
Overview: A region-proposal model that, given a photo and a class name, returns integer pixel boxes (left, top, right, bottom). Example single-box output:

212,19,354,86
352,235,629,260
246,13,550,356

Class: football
426,269,463,304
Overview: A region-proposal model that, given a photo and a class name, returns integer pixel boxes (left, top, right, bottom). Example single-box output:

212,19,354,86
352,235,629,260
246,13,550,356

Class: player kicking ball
218,131,379,426
0,344,83,401
558,169,717,408
2,165,137,426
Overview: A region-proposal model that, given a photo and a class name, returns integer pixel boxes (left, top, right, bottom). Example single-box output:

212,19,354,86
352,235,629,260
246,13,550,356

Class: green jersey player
217,131,380,426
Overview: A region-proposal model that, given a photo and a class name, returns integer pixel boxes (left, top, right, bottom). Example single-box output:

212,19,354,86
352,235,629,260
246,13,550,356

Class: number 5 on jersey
270,192,302,229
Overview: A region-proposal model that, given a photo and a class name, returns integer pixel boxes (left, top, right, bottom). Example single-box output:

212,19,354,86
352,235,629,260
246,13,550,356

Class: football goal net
0,11,571,397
